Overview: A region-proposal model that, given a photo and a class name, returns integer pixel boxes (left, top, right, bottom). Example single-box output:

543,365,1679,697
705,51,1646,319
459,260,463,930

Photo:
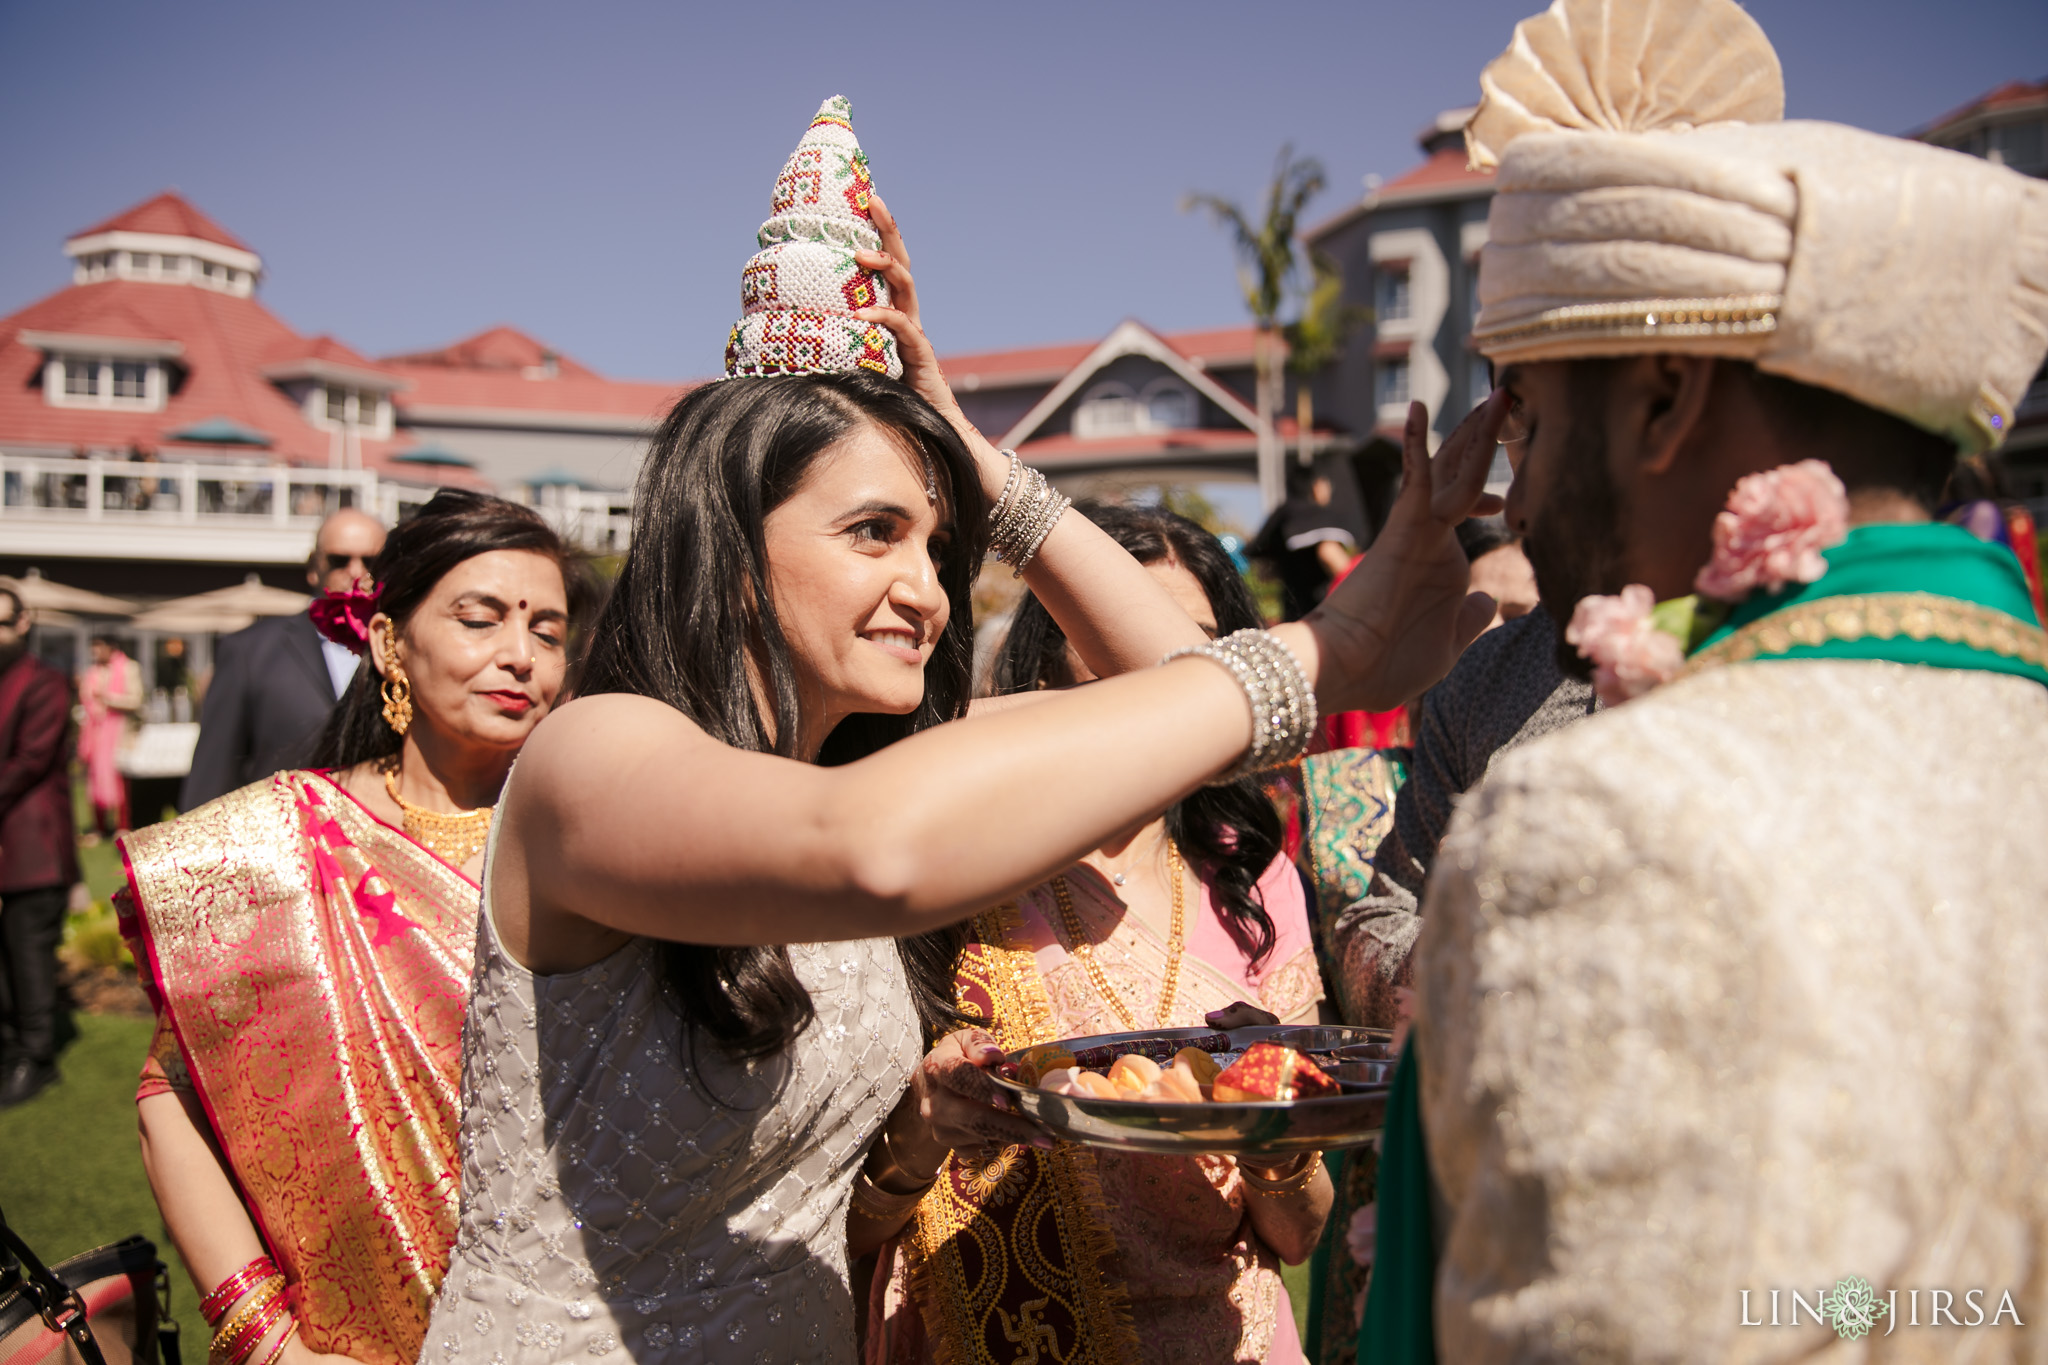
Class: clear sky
3,0,2041,382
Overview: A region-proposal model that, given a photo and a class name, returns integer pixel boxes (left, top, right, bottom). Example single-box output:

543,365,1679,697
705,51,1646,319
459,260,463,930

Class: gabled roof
261,334,406,391
383,327,687,429
1913,76,2048,140
70,191,252,253
383,325,601,379
1304,146,1496,244
997,319,1265,449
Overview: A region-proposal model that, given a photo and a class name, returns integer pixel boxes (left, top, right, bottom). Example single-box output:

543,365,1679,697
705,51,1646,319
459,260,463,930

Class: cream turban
1467,0,2048,454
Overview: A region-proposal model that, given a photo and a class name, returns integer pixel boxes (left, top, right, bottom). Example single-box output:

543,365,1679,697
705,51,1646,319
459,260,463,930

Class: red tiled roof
382,325,602,380
263,332,401,379
1017,427,1259,464
937,324,1269,392
939,339,1096,385
0,278,408,471
1376,146,1495,197
381,326,684,422
71,191,253,253
1915,77,2048,139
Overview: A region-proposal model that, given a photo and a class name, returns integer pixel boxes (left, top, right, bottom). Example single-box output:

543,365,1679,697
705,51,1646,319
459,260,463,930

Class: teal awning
390,444,477,468
165,416,272,447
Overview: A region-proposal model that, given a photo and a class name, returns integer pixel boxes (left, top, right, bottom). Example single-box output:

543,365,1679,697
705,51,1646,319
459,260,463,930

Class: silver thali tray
991,1024,1395,1157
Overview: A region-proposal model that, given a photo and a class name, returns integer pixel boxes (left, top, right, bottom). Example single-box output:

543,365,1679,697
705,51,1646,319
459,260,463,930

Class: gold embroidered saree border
121,771,479,1365
1675,590,2048,679
903,902,1140,1365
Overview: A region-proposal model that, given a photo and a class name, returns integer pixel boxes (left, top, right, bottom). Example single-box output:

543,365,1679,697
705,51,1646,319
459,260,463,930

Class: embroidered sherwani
1413,658,2048,1361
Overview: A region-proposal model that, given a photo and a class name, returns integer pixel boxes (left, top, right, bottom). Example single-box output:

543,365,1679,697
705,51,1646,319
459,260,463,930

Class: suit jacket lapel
283,613,337,701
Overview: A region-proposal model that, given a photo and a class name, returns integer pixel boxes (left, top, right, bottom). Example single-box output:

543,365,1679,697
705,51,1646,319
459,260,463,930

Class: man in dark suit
0,588,83,1107
181,508,385,810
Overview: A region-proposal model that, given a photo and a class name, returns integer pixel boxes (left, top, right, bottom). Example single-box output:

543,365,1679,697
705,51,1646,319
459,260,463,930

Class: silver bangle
986,449,1070,576
1162,629,1317,783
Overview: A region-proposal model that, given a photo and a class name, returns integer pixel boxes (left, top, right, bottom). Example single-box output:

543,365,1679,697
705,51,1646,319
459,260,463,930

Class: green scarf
1357,520,2046,1365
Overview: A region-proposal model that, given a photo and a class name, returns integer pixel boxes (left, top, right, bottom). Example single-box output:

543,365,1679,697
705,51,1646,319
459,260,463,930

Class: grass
1282,1255,1312,1343
0,1012,207,1355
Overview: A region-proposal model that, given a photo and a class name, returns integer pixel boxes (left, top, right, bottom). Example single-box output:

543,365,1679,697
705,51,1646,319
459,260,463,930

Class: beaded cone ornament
724,96,903,381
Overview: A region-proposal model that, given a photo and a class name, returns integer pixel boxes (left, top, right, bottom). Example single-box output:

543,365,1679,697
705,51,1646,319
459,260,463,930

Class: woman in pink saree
118,492,584,1365
78,635,142,833
859,507,1361,1365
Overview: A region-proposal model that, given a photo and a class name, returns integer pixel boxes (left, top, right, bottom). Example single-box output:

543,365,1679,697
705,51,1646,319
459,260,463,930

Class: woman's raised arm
502,390,1507,968
854,196,1213,677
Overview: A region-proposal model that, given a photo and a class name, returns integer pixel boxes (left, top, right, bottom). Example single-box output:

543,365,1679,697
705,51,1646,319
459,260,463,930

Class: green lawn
0,1012,207,1355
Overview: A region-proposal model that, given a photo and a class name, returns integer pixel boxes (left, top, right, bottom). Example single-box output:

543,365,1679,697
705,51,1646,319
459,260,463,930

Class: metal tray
991,1025,1395,1157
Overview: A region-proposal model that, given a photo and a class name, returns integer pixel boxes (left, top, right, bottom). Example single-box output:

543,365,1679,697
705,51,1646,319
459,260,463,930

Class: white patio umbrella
129,574,311,635
0,569,137,617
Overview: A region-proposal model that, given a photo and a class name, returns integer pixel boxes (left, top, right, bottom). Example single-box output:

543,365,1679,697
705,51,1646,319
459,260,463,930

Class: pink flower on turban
1693,460,1849,601
309,584,380,654
1566,585,1684,707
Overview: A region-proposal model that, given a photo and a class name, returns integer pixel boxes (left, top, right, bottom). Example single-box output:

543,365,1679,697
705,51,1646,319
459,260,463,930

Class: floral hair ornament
309,583,380,654
1569,460,1851,707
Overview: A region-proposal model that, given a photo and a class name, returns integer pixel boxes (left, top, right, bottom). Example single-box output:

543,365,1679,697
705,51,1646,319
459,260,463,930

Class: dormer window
314,385,390,436
45,354,169,411
1075,382,1138,438
1141,379,1196,430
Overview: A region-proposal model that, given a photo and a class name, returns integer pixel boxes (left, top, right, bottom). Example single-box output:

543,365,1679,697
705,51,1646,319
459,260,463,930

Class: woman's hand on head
852,196,1005,489
1305,393,1510,714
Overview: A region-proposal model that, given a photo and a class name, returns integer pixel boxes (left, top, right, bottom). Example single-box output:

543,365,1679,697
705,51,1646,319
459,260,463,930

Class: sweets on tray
1036,1041,1335,1105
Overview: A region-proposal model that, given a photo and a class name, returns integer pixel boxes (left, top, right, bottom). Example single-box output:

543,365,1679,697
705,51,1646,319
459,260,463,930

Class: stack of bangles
201,1255,297,1365
986,449,1070,576
849,1127,946,1223
1240,1150,1324,1198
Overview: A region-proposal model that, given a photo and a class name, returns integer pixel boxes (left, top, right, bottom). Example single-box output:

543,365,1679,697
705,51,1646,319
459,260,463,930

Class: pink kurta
872,852,1324,1365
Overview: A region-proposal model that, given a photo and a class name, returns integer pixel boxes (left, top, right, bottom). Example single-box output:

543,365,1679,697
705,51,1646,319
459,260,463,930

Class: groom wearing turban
1365,1,2048,1360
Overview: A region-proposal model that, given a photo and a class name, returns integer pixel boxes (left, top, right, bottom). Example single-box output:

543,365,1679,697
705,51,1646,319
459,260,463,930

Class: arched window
1074,382,1137,438
1140,379,1196,430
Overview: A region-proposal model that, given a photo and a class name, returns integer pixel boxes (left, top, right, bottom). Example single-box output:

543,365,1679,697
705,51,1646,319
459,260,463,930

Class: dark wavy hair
574,369,989,1059
989,502,1283,968
309,489,590,770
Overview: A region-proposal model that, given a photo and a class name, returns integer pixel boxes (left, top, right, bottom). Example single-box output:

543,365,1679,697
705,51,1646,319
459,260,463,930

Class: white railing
0,454,633,556
0,453,378,526
523,485,634,556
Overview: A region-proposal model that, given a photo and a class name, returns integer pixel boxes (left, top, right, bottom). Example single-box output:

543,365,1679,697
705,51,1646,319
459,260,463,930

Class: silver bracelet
986,449,1070,576
1162,629,1317,783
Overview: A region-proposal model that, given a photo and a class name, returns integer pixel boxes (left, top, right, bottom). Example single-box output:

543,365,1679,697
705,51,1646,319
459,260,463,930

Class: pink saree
78,651,138,822
118,771,480,1365
869,854,1323,1365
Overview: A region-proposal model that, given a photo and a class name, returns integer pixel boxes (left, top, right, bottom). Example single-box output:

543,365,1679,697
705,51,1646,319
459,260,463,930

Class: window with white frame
1141,378,1196,430
1378,269,1412,322
314,385,390,435
1074,382,1138,438
1376,356,1411,409
46,355,166,411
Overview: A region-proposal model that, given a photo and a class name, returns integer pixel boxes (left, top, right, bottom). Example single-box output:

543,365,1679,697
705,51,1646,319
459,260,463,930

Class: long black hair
309,489,589,770
575,369,989,1058
989,502,1284,968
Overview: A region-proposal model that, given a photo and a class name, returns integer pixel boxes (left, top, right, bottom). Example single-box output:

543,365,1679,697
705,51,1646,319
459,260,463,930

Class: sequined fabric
426,890,919,1365
1415,660,2048,1361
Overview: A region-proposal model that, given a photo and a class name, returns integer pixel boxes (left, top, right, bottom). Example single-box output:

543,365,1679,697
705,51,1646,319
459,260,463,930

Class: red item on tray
1213,1042,1340,1102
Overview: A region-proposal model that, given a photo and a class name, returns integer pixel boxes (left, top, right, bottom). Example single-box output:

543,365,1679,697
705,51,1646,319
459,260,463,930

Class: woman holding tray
425,98,1505,1365
856,502,1383,1365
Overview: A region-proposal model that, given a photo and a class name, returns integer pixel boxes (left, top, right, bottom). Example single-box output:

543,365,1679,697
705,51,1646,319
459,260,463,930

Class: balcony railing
0,454,633,556
0,454,379,525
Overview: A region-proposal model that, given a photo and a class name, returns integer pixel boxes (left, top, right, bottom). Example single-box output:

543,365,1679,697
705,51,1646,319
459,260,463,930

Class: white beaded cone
723,96,903,380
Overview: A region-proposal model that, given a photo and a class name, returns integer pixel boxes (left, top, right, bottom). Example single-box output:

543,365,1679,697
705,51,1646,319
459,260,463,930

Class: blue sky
2,1,2041,382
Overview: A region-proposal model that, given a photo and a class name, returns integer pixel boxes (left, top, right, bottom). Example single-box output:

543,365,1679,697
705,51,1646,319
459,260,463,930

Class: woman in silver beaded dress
420,196,1511,1365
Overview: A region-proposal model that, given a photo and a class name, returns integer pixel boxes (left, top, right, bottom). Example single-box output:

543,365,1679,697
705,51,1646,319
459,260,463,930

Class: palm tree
1183,146,1326,511
1282,250,1371,468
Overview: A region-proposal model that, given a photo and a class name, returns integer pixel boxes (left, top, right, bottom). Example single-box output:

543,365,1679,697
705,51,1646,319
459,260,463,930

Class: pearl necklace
1051,839,1185,1031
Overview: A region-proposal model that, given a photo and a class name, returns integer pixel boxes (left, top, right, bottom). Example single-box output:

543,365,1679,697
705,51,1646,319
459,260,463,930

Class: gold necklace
381,758,495,867
1051,838,1185,1031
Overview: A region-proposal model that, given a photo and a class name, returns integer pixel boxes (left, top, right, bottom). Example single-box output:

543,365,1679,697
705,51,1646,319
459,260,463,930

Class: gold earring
380,638,413,735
